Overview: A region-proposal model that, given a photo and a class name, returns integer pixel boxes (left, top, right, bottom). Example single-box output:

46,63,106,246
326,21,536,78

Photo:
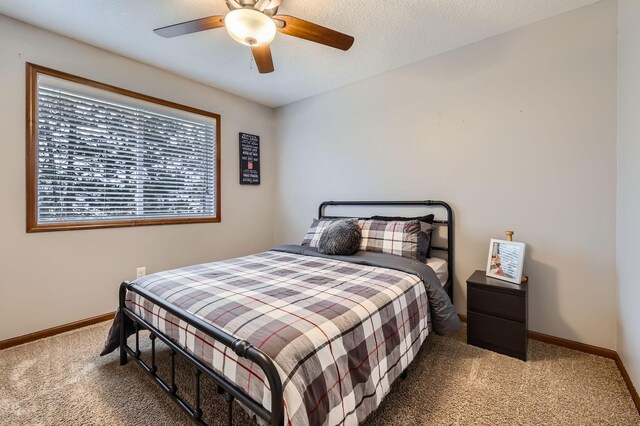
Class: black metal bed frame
118,200,454,425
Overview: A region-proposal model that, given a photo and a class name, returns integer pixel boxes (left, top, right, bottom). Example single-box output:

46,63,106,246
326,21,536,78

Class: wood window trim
26,63,221,233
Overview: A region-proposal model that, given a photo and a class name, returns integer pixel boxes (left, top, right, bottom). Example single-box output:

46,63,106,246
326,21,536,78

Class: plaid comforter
126,250,432,426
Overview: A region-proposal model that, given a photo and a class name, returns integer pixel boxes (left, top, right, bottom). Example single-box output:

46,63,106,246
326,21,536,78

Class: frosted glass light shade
225,9,276,46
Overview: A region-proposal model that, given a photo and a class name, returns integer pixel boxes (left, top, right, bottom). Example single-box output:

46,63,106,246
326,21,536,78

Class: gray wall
275,1,618,349
617,0,640,393
0,15,276,340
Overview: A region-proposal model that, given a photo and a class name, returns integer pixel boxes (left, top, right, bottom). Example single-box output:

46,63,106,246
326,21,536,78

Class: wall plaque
239,132,260,185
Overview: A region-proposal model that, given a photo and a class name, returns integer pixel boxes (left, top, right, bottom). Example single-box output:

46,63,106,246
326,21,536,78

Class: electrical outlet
136,267,146,279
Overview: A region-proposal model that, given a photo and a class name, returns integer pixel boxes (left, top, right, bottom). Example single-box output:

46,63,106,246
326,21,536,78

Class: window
26,64,221,232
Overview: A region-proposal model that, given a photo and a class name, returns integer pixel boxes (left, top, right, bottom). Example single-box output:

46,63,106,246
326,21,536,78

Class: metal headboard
318,200,454,301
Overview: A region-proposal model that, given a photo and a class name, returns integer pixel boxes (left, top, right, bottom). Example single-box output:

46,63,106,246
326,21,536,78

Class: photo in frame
486,239,526,284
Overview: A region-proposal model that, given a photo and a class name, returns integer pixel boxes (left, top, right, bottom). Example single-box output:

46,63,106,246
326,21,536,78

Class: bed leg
224,392,234,425
194,368,203,420
119,282,128,366
400,369,408,380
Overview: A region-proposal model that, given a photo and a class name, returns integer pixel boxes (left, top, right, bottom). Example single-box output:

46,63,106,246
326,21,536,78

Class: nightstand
466,270,528,361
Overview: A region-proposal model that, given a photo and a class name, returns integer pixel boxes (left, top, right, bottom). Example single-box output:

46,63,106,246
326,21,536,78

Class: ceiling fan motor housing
226,0,280,16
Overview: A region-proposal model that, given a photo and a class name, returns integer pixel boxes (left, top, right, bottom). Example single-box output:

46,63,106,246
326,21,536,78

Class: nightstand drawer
468,284,526,322
467,311,527,360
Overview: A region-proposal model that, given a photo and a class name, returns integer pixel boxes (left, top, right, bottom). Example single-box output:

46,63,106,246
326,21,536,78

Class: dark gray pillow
418,223,436,260
318,219,361,255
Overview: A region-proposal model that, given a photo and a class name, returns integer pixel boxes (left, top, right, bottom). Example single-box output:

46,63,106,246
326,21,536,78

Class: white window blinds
34,74,218,226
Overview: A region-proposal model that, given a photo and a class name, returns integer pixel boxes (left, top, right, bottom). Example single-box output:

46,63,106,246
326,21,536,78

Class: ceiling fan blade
251,45,275,74
274,15,354,51
154,15,225,38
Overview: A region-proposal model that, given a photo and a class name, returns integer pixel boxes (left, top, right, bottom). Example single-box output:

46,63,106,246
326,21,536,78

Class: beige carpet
0,322,637,426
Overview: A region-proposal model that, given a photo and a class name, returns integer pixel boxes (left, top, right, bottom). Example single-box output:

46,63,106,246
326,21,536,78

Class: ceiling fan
154,0,355,74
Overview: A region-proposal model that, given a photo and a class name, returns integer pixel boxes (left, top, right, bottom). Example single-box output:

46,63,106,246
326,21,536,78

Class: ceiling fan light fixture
225,8,276,46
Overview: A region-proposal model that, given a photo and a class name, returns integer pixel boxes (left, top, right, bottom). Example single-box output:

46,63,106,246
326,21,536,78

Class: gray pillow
318,219,361,255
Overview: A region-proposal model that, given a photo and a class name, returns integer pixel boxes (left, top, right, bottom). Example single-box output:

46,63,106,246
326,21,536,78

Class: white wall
0,15,276,341
275,0,618,349
617,0,640,392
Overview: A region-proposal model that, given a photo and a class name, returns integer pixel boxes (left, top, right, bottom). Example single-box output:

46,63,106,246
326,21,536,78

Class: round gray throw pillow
318,219,361,255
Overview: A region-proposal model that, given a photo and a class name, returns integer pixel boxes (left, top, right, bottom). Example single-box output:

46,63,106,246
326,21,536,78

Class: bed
102,200,461,426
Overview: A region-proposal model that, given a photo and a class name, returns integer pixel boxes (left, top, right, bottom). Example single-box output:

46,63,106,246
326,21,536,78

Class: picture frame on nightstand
486,239,526,284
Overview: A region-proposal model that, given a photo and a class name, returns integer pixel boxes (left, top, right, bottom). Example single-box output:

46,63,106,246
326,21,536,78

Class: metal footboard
118,282,284,426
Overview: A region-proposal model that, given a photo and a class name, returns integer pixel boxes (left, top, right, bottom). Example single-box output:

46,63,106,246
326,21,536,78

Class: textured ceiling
0,0,599,107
